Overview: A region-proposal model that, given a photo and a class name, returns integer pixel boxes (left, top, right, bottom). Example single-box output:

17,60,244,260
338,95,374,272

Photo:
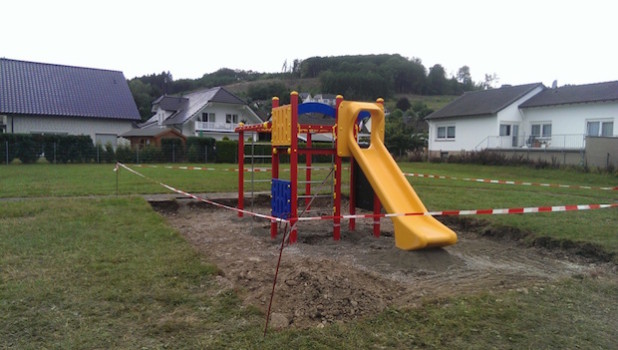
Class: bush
161,138,184,163
15,134,40,163
0,134,17,164
1,134,98,164
103,142,116,163
186,137,216,162
215,140,237,163
139,145,163,163
115,145,134,163
438,150,559,170
42,135,95,163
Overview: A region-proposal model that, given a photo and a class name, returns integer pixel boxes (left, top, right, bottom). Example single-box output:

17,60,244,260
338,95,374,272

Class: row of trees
308,55,497,100
127,54,498,121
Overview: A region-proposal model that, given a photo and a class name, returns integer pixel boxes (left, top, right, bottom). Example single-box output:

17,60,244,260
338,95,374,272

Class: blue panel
356,110,371,124
271,179,291,219
298,102,336,118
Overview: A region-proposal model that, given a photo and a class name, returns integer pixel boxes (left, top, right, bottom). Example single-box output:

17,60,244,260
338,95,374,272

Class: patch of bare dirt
154,199,613,329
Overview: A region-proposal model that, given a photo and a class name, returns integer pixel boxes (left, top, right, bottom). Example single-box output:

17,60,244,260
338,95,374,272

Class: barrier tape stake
264,221,289,337
116,163,119,196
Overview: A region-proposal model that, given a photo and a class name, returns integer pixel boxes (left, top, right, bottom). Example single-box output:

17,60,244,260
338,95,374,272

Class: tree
426,64,448,95
384,109,424,157
457,65,474,90
396,97,411,111
410,101,433,119
128,79,158,121
481,73,499,90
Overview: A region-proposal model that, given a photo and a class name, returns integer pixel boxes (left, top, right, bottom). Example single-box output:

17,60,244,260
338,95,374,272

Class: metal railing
481,134,586,150
195,121,237,131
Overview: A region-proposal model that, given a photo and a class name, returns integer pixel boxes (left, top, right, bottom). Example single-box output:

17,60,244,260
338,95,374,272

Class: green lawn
1,197,616,349
1,162,616,348
2,162,615,254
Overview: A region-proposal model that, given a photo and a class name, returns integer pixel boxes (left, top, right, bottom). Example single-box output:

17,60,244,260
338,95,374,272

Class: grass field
1,162,617,348
2,162,616,254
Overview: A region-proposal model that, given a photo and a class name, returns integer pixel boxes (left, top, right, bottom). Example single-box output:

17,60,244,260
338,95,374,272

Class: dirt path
154,199,608,329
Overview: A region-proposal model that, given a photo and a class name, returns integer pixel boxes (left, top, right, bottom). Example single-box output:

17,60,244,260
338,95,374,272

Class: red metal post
270,147,279,239
333,95,343,240
373,98,384,237
270,97,280,239
238,130,244,217
289,92,299,244
305,133,312,208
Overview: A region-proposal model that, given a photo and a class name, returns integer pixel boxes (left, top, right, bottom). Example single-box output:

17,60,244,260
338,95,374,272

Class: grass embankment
1,197,616,349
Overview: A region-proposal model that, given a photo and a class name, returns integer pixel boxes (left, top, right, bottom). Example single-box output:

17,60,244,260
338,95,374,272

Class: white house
426,81,617,158
425,83,544,156
124,87,262,142
519,82,617,148
0,58,140,147
304,93,338,106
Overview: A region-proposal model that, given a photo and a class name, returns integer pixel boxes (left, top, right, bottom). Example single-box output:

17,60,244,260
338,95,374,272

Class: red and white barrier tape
117,163,617,224
116,163,284,223
296,203,618,222
134,164,274,173
404,172,617,191
133,164,616,191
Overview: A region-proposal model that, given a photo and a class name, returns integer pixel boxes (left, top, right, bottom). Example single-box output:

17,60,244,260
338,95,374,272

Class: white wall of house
520,101,617,149
428,115,496,152
7,115,134,147
521,101,617,136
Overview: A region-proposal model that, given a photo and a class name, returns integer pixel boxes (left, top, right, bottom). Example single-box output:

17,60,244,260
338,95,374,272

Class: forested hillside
128,54,493,121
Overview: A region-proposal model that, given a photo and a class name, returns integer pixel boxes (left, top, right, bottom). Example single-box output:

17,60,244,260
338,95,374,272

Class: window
587,120,614,137
500,124,511,136
602,122,614,136
437,125,455,140
226,114,238,124
200,112,215,123
531,123,551,138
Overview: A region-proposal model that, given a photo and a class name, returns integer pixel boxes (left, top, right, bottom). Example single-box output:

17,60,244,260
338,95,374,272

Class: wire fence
0,141,208,165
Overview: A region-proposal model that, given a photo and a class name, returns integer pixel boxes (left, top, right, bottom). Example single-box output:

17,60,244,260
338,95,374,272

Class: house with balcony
425,81,617,166
122,86,262,145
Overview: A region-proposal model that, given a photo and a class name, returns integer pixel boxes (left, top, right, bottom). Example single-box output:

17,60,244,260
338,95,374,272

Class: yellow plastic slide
338,101,457,250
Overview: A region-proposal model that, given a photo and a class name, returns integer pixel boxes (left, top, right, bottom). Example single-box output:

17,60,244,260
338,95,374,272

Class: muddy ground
151,197,614,329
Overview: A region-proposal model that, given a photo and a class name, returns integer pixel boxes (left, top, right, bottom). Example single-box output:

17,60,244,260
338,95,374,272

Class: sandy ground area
152,197,610,329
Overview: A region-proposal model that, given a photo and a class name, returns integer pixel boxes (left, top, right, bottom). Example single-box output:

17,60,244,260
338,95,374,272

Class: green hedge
186,137,216,162
214,140,238,163
161,138,184,163
0,133,337,165
0,134,18,164
40,135,95,163
0,134,96,164
115,145,134,163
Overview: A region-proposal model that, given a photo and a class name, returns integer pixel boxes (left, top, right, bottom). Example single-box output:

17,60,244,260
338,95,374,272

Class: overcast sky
3,0,617,88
